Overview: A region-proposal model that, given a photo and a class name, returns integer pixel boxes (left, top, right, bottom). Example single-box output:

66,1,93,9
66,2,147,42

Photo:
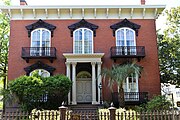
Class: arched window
73,28,93,54
116,28,136,55
31,28,51,56
116,27,136,47
30,69,50,77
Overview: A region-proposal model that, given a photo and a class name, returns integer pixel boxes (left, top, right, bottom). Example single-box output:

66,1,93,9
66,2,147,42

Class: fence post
108,106,116,120
59,104,67,120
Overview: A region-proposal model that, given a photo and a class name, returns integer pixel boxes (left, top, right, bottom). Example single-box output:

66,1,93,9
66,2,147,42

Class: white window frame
31,28,51,56
123,73,139,101
115,27,136,55
73,28,93,54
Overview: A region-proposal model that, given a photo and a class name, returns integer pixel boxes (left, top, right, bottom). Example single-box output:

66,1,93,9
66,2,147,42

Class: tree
0,0,10,89
102,62,142,108
158,6,180,85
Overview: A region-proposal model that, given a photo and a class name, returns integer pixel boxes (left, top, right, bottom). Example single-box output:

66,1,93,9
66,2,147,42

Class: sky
2,0,180,31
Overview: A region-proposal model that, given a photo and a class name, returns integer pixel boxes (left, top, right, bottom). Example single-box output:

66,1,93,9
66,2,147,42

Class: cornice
0,5,165,20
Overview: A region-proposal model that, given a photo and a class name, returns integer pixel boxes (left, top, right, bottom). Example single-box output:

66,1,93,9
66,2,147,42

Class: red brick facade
8,19,160,101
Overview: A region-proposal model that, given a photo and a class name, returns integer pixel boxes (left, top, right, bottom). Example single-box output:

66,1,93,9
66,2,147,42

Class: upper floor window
31,28,51,48
116,28,136,47
73,28,93,54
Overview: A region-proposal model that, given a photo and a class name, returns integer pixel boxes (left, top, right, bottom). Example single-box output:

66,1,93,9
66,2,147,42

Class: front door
76,78,92,103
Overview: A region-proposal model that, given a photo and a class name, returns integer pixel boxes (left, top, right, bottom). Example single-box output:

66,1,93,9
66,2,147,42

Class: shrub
2,74,72,111
135,95,172,112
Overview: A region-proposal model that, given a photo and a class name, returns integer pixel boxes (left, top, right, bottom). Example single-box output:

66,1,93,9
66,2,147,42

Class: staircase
68,104,102,113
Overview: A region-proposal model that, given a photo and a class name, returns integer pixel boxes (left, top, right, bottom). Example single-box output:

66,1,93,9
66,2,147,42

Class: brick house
1,0,165,107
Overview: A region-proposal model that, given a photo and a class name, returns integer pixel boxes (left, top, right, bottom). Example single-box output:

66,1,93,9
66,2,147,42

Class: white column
65,62,71,105
91,62,96,104
97,62,102,104
72,62,77,105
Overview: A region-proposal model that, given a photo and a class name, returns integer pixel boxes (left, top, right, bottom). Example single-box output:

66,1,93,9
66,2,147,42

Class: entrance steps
68,104,103,113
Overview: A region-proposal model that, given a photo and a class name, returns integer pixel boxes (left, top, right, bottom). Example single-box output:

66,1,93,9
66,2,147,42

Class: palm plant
102,62,143,108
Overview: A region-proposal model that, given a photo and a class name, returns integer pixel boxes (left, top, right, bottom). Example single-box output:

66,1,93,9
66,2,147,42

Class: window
123,73,138,92
73,28,93,54
123,73,139,101
31,28,51,56
30,69,50,77
116,28,136,55
30,69,50,102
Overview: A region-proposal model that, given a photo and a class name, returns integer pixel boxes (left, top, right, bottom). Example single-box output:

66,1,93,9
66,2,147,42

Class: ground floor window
123,73,139,101
30,69,50,77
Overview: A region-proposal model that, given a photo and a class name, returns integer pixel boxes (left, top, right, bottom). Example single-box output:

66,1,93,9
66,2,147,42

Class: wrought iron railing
110,46,145,58
21,47,56,62
124,92,148,103
112,92,148,106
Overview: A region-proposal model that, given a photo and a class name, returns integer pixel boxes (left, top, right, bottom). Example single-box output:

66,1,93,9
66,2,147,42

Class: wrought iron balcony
110,46,145,61
112,92,148,106
22,47,56,63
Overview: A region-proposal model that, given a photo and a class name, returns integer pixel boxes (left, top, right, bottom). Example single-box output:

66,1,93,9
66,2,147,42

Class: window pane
126,29,135,46
84,29,92,53
32,30,40,43
32,41,40,47
42,30,50,42
116,29,124,46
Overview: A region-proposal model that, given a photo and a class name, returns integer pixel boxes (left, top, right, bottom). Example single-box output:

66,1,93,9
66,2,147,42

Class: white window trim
73,28,94,54
31,28,51,48
115,27,136,47
123,72,139,92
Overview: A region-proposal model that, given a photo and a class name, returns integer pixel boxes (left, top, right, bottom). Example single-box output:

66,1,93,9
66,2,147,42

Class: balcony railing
22,47,56,63
110,46,145,61
112,92,148,106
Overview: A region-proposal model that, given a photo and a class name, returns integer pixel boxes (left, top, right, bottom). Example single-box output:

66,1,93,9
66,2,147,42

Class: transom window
116,27,136,47
73,28,93,54
30,69,50,77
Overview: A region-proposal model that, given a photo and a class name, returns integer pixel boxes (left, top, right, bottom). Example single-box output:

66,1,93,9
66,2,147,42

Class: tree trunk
118,87,125,108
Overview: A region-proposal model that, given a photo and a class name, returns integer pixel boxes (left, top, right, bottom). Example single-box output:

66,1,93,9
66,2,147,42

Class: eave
0,5,165,20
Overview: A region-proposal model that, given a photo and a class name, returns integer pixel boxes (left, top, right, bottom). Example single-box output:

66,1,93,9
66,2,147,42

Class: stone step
68,104,102,112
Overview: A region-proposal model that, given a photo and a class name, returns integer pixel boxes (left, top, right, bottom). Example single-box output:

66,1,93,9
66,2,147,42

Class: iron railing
21,47,56,63
112,92,148,106
110,46,145,59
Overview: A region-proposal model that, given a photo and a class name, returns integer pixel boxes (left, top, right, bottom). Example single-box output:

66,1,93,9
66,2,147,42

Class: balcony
22,47,56,63
112,92,148,106
110,46,145,61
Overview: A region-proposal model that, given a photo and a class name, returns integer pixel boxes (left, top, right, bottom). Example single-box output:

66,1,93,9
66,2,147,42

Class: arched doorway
76,71,92,103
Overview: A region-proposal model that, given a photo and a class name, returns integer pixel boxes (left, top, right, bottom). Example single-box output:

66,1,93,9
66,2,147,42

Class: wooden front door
76,78,92,103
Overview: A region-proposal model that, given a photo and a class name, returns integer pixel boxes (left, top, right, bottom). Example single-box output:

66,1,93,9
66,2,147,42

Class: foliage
0,0,10,88
135,95,171,112
158,6,180,85
102,62,143,108
1,74,72,111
